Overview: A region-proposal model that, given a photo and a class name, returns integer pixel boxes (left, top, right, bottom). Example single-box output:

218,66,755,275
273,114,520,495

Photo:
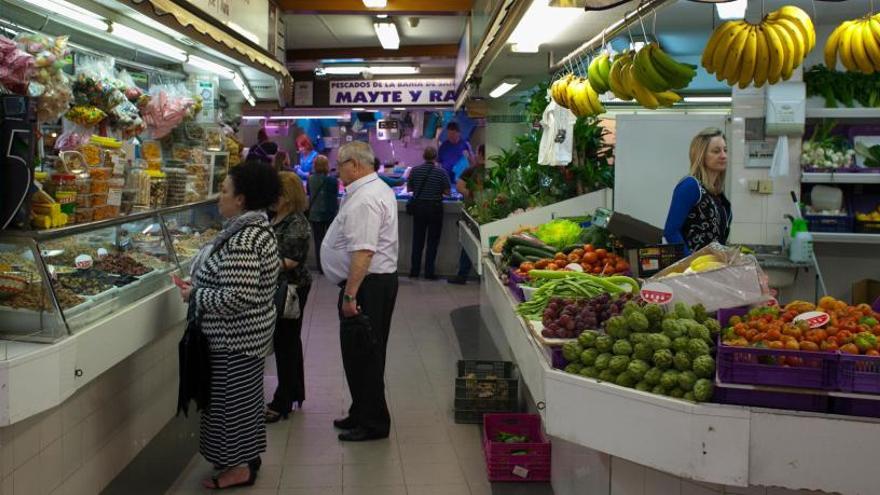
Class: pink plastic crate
838,354,880,394
482,413,550,482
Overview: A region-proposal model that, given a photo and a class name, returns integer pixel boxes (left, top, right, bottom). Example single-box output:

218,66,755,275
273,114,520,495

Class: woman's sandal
264,407,290,424
202,466,257,490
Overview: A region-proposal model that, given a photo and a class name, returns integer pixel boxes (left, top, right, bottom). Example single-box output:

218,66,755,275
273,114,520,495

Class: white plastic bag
283,284,301,319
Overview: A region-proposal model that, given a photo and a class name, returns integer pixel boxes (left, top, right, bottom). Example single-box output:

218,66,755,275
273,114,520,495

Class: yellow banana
753,26,770,87
766,22,795,80
769,6,816,52
703,21,740,74
774,18,805,69
626,65,659,109
712,21,748,78
870,16,880,44
578,79,597,116
583,80,604,115
866,19,880,71
738,26,758,88
763,21,785,84
839,21,858,71
654,91,682,107
722,24,752,84
825,21,852,70
851,21,874,74
609,54,634,101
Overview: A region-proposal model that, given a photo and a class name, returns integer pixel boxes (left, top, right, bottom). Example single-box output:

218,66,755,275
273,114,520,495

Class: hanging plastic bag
55,122,95,152
115,69,144,102
769,136,790,178
0,35,35,95
15,32,73,123
141,82,194,139
71,56,126,111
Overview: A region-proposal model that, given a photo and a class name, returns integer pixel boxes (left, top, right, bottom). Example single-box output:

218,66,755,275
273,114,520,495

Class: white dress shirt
320,173,399,285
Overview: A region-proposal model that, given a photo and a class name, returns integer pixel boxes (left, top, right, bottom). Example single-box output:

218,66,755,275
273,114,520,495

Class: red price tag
640,282,674,305
765,297,779,307
794,311,830,329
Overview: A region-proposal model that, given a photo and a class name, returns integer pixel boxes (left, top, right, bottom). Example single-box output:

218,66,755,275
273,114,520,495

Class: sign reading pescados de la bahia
329,79,456,106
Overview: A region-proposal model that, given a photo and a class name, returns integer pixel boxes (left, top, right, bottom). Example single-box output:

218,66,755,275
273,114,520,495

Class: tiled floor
165,274,553,495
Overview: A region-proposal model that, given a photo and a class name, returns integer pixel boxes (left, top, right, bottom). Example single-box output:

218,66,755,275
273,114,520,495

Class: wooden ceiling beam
287,44,459,61
278,0,473,15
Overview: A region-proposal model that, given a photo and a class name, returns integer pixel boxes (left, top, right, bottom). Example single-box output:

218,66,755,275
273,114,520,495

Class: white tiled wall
551,436,835,495
727,88,804,248
0,327,180,495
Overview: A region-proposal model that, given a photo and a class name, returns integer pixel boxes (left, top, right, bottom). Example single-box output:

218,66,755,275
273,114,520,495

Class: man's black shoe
338,427,388,442
333,416,358,430
447,275,467,285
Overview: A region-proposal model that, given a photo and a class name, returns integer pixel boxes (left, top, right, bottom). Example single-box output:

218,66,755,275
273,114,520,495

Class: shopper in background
273,150,292,173
663,127,732,255
374,158,406,187
295,134,319,180
407,146,450,280
321,141,399,442
438,122,473,183
177,160,280,489
307,155,338,274
266,172,312,423
245,128,278,165
448,144,486,285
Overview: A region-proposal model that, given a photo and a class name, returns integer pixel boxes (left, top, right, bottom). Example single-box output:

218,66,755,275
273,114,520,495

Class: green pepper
859,316,879,327
854,332,878,353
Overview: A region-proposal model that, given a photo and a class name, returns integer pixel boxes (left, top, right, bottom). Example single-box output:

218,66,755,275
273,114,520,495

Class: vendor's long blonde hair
273,172,308,224
689,127,726,195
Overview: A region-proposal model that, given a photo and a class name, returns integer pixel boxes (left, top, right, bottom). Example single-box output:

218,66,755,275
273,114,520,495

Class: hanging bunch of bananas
587,52,612,93
825,15,880,74
550,73,605,118
702,5,814,88
608,50,686,109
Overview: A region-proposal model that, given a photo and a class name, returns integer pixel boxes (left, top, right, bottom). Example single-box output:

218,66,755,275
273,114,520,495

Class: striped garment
199,350,266,467
193,217,280,357
407,162,450,202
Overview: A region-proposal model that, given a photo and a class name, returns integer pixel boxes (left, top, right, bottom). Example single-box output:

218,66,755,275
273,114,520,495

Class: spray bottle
788,218,814,263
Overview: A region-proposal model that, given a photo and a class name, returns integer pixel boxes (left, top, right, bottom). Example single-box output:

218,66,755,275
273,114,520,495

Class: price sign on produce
640,282,674,305
74,254,93,270
794,311,830,329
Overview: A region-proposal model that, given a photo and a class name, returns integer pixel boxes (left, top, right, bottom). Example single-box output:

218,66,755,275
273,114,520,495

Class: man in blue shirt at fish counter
437,122,472,184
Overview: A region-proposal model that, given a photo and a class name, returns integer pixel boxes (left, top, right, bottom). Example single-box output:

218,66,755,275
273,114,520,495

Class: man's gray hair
338,141,375,168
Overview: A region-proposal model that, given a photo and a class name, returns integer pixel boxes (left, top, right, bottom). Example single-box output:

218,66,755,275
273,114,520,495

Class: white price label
46,264,57,280
74,254,93,270
112,156,125,175
793,311,830,329
96,248,109,260
640,282,674,305
107,188,122,207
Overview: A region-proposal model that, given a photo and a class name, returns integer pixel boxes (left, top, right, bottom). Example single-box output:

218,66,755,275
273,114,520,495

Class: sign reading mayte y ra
329,79,457,106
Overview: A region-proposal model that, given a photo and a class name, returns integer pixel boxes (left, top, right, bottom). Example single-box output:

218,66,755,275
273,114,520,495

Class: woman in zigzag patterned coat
178,161,281,490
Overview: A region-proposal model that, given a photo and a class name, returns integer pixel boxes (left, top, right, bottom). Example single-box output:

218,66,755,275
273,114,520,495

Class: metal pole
549,0,674,73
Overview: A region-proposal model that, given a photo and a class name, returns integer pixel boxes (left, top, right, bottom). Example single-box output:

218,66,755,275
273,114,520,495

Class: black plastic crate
454,360,519,424
803,213,853,233
636,243,686,277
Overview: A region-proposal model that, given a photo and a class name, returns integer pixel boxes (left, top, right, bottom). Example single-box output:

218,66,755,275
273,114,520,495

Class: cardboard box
852,279,880,307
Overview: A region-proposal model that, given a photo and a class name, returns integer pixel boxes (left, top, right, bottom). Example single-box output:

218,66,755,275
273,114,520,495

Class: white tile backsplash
731,193,766,224
730,222,767,245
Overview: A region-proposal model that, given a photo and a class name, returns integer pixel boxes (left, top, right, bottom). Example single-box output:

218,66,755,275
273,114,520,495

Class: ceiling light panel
508,0,582,53
363,0,387,7
21,0,109,31
111,23,187,61
373,21,400,50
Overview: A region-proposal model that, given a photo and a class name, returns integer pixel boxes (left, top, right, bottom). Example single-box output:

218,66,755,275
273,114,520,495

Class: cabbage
536,219,582,249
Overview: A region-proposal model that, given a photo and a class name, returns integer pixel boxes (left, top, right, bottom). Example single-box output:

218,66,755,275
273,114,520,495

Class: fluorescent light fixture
683,96,732,104
110,23,187,61
373,21,400,50
376,14,388,19
363,0,387,7
320,66,368,75
21,0,109,31
187,55,235,79
269,114,349,120
321,58,365,64
393,107,406,110
128,11,187,40
716,0,747,20
508,0,581,53
226,21,260,44
366,65,419,75
232,72,256,107
241,116,266,121
489,78,520,98
352,107,366,111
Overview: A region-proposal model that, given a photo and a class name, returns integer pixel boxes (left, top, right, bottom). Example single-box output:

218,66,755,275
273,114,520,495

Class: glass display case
0,199,221,343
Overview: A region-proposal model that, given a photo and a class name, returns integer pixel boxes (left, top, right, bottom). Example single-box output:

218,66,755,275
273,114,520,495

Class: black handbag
177,304,211,416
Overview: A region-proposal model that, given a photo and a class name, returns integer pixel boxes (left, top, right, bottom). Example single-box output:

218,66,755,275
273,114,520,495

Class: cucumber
510,252,527,266
562,244,584,254
506,234,554,252
513,245,556,259
525,255,542,262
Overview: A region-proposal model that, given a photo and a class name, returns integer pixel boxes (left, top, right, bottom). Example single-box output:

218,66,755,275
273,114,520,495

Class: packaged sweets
91,194,107,207
147,170,167,208
15,33,73,123
75,193,91,208
74,175,91,194
142,140,162,161
74,207,94,224
93,205,119,221
79,143,102,166
89,167,112,181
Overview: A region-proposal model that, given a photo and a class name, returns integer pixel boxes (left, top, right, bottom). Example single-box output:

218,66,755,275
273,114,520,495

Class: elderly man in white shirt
320,141,399,442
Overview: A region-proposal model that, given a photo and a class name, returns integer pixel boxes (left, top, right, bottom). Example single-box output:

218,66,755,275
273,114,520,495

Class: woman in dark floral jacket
266,171,313,422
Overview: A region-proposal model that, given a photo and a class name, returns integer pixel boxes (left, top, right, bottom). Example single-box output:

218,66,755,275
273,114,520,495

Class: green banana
588,53,611,93
649,43,696,89
633,46,670,92
608,52,634,101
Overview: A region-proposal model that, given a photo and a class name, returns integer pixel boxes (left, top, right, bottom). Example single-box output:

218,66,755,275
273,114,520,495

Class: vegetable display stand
837,354,880,394
454,360,519,424
482,413,551,482
507,269,527,302
717,344,839,391
829,396,880,418
713,382,829,413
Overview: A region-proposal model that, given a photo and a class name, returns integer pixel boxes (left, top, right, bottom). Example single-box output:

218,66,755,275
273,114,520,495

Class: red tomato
595,248,608,259
583,252,598,264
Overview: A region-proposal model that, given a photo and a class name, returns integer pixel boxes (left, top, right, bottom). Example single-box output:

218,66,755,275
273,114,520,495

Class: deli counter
0,200,221,424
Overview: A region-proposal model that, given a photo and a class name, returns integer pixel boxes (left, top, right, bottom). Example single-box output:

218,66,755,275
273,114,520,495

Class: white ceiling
284,14,467,50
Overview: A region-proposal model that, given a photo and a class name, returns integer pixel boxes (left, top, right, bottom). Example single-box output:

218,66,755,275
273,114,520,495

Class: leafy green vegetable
536,219,583,250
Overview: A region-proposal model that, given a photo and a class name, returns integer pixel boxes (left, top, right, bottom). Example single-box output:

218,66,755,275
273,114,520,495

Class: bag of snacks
66,105,106,127
141,83,193,139
0,35,35,95
15,32,73,123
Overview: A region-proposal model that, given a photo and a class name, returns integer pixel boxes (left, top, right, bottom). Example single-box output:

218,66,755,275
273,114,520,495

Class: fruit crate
837,354,880,394
852,194,880,233
507,269,527,302
713,382,829,413
483,413,551,482
829,396,880,418
454,360,519,424
802,211,853,233
717,344,839,391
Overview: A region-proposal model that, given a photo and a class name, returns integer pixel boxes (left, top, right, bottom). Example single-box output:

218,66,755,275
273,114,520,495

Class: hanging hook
761,0,766,19
637,9,649,45
652,7,658,38
811,0,817,23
